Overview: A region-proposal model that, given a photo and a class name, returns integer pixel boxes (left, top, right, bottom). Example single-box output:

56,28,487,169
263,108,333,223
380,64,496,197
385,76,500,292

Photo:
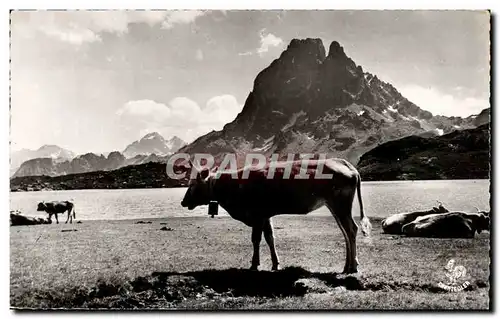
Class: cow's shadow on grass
150,266,364,297
15,266,469,309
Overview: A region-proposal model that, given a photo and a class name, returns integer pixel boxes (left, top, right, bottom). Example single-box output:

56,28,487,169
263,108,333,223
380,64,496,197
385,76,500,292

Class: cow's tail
357,174,372,237
73,208,76,219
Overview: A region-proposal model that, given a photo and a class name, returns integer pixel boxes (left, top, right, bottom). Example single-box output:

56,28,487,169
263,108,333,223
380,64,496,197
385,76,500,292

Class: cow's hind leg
250,220,263,270
263,218,280,271
326,189,359,274
67,208,73,224
326,202,352,273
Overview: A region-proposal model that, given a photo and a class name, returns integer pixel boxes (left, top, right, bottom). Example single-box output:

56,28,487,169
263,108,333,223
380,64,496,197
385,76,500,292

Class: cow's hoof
342,268,358,274
250,265,259,271
272,264,279,271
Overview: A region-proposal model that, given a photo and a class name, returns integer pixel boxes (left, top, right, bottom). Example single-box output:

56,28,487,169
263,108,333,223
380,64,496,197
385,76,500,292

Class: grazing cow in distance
401,211,490,238
37,201,76,224
382,204,449,235
180,158,371,274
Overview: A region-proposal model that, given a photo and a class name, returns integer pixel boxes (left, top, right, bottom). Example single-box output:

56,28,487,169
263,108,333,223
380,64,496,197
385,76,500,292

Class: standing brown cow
37,201,76,224
180,158,371,274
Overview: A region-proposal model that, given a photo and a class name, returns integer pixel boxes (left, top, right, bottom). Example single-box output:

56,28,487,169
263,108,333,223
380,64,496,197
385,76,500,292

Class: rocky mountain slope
123,133,185,158
357,124,490,181
180,38,487,165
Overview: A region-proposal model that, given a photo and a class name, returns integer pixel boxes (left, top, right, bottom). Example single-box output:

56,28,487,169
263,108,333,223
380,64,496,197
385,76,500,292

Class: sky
10,10,490,154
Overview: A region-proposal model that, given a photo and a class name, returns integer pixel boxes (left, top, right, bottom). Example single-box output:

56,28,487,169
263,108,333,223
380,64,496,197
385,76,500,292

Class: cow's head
36,202,46,211
476,212,490,233
180,161,215,210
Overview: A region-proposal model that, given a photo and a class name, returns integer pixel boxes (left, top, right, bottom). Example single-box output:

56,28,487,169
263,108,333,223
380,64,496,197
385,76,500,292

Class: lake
10,180,490,221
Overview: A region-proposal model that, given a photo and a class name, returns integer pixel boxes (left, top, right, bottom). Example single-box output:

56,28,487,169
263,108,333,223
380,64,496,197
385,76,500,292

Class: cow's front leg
250,221,263,270
54,213,59,224
263,218,280,271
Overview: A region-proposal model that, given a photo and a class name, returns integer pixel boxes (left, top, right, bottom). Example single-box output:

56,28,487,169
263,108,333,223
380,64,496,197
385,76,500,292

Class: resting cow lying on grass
382,204,449,235
10,211,51,226
401,211,490,238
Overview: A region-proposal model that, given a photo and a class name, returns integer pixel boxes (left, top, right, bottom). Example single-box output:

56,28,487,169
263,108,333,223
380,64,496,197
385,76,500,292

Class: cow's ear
199,168,210,180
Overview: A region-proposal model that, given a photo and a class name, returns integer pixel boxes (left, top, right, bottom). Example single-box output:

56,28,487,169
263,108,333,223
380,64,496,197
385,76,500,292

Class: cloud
161,10,206,29
11,10,205,45
116,100,172,122
204,95,243,126
399,85,490,117
257,30,284,56
38,24,102,45
195,49,204,61
238,51,253,56
238,29,284,57
116,95,243,142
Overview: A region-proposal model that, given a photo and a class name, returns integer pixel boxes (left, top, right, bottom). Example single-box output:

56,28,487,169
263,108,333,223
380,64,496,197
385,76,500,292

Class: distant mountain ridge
10,145,75,176
10,125,489,192
12,133,185,178
123,133,186,158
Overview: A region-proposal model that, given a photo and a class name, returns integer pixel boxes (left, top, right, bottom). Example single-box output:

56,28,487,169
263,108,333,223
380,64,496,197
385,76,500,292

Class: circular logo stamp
437,259,471,292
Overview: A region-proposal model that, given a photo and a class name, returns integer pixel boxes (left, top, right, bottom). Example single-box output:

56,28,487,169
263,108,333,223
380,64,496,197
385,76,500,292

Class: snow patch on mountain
387,105,398,113
282,111,307,131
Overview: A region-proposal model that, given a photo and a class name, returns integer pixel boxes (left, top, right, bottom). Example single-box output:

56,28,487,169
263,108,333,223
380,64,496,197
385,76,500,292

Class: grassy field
10,215,490,310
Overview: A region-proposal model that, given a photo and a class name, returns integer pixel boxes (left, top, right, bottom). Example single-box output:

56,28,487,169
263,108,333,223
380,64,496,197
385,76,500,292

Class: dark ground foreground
10,215,490,310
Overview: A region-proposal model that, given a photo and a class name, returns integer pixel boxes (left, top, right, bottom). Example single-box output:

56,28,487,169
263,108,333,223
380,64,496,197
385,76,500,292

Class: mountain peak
142,132,164,140
328,41,346,58
123,133,185,158
37,144,62,151
170,135,183,141
181,38,488,164
283,38,326,64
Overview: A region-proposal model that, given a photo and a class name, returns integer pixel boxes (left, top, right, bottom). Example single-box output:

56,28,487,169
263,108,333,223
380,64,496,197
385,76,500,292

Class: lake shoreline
10,178,491,193
10,180,491,221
